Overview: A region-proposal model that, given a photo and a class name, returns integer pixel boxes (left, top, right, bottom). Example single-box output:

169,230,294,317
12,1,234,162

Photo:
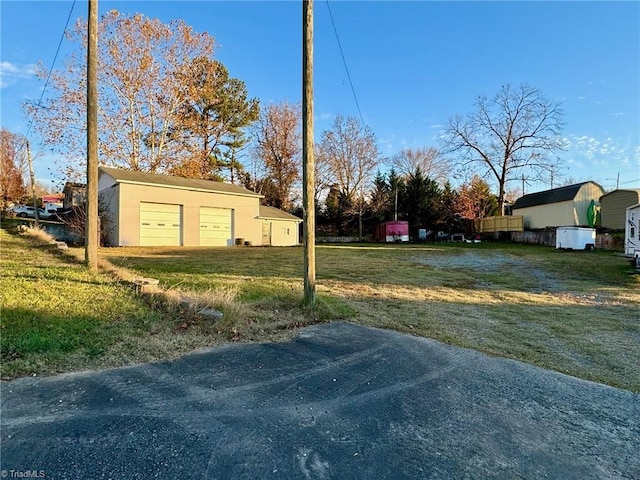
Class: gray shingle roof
259,205,302,221
512,182,598,209
99,166,262,197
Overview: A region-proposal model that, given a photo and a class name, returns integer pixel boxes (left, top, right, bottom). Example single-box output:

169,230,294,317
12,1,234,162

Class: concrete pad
1,322,638,479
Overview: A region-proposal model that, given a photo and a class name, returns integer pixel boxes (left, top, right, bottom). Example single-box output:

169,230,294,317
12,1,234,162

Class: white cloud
565,134,640,172
611,112,624,117
0,61,35,88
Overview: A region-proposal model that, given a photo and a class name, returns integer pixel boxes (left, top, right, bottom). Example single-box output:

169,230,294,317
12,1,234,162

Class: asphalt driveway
1,322,638,479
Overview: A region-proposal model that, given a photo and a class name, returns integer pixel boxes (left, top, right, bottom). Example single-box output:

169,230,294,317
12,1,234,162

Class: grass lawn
103,241,640,392
2,226,639,392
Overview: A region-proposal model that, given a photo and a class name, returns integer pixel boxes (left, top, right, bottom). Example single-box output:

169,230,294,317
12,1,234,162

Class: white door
200,207,233,246
139,202,182,246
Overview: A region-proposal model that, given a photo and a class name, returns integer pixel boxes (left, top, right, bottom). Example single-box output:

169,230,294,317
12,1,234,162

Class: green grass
2,227,639,392
103,241,640,392
0,228,343,379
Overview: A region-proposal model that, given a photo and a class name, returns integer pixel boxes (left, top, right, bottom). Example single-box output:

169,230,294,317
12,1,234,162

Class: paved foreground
1,322,638,479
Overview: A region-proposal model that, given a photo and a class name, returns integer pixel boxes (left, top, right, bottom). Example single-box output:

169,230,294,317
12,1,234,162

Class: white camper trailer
625,203,640,259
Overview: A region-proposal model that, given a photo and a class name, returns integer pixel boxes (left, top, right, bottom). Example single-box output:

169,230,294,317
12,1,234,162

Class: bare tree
26,11,216,179
443,84,565,214
391,146,450,185
252,102,301,210
317,115,382,239
0,129,27,207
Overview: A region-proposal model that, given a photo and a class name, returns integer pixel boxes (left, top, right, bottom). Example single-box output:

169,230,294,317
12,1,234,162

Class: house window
631,226,635,240
283,228,290,235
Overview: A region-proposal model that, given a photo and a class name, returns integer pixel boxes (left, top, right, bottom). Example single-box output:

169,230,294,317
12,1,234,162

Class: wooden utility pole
26,140,39,223
85,0,98,272
302,0,316,307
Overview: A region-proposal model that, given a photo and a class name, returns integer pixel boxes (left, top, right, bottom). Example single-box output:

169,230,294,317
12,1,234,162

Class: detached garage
99,167,300,247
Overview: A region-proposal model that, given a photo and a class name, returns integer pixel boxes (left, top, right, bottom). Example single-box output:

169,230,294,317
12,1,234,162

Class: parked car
9,205,55,219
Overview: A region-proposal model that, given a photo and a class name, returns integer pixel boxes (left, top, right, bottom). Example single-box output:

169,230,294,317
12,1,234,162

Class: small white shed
625,203,640,258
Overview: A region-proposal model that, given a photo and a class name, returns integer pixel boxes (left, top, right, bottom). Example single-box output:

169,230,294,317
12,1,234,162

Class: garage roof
259,205,302,221
99,166,262,197
512,182,599,209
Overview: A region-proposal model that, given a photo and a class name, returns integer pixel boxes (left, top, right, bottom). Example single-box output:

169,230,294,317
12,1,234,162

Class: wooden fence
475,215,524,233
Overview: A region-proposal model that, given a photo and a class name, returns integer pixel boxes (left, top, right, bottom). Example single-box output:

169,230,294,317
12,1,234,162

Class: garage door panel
140,203,182,246
200,207,232,246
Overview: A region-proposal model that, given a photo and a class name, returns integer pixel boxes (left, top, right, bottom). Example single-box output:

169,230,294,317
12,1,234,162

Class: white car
10,205,54,219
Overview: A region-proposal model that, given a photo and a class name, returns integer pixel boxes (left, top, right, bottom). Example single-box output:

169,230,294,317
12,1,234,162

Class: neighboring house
600,189,640,231
511,181,605,230
258,206,302,246
98,166,301,247
63,182,86,209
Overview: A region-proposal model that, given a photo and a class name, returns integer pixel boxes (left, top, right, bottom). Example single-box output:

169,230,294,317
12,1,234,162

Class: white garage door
140,202,182,246
200,207,233,246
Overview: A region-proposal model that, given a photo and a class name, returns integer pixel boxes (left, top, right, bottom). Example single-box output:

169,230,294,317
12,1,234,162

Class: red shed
374,221,409,242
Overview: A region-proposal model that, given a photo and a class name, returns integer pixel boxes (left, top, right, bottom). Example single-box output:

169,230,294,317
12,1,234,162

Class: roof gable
259,205,302,221
512,182,601,209
600,188,640,199
99,166,262,197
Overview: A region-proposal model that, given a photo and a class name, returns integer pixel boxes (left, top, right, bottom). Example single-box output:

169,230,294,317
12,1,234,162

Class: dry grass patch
103,242,639,391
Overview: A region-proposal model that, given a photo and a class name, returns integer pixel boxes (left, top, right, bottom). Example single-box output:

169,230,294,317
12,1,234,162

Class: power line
20,0,77,153
325,0,365,126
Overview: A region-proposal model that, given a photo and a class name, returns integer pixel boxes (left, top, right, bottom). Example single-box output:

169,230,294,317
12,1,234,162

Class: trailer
373,221,409,242
555,226,596,251
625,203,640,259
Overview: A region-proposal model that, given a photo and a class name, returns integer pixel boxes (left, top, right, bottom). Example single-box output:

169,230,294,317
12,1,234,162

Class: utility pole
616,172,620,189
26,140,39,223
86,0,98,272
302,0,316,307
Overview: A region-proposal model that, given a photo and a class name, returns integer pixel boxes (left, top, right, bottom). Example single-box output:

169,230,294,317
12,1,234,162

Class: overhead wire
325,0,365,126
19,0,77,154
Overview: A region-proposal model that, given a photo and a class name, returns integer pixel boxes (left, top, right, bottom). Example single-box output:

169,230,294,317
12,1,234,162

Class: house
511,181,605,230
600,189,640,231
625,203,640,258
63,182,86,209
98,166,301,247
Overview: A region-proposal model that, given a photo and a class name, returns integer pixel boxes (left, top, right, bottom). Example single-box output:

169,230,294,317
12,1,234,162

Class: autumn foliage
0,129,27,207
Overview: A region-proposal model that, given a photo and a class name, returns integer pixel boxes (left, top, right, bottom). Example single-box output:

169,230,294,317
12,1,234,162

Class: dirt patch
412,251,565,293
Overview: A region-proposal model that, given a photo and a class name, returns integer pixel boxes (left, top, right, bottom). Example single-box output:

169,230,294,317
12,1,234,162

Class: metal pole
302,0,316,307
86,0,98,271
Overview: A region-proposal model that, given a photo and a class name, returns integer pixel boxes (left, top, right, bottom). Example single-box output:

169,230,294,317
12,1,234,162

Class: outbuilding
258,206,302,246
373,221,409,242
511,181,604,230
98,166,301,247
600,189,640,231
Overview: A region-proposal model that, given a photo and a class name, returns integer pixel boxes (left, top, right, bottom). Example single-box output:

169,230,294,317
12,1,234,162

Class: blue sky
1,0,639,194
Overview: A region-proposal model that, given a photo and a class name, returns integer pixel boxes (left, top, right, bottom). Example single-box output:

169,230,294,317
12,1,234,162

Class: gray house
600,189,640,230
